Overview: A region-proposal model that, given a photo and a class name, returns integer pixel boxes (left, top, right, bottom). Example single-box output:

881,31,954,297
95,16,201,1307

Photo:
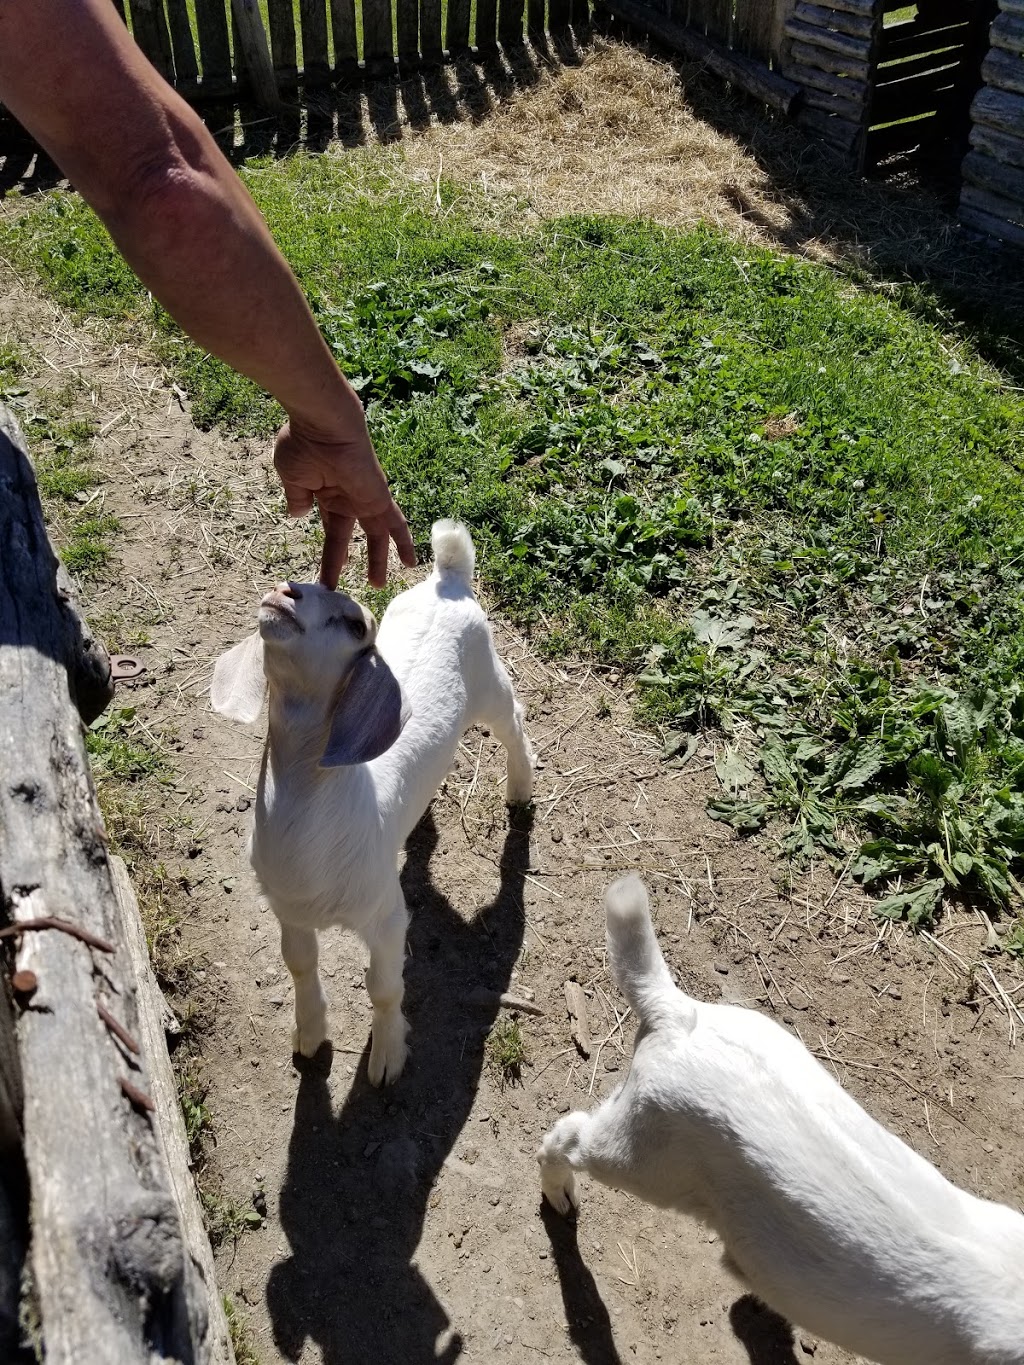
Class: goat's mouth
258,593,304,632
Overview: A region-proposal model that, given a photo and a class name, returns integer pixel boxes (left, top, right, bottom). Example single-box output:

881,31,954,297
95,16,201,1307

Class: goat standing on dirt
212,521,534,1085
539,875,1024,1365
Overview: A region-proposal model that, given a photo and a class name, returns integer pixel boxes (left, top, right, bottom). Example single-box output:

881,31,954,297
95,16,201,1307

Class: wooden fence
961,0,1024,247
116,0,592,102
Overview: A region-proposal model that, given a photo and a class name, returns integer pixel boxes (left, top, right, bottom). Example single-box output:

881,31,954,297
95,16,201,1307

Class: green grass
5,153,1024,929
487,1017,527,1084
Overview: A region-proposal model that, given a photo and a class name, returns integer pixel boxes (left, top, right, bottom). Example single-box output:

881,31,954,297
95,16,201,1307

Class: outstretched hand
274,419,416,589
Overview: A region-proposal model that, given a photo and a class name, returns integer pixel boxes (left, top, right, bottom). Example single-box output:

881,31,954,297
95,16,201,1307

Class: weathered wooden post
0,404,232,1364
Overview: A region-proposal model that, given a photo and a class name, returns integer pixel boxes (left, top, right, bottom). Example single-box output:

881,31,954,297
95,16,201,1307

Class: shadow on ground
264,804,533,1363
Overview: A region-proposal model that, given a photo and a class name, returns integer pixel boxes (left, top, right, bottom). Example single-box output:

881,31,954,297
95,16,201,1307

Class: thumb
281,481,314,518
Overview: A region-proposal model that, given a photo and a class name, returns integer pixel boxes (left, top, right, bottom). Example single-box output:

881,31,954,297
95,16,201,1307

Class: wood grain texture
0,406,228,1365
231,0,284,106
194,0,233,82
268,0,299,77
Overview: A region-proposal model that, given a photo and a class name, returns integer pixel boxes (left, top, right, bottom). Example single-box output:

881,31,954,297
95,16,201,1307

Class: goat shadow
266,803,532,1363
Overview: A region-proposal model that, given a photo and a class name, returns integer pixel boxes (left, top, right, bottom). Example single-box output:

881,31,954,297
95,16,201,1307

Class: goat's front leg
365,887,410,1086
537,1111,590,1214
280,922,329,1058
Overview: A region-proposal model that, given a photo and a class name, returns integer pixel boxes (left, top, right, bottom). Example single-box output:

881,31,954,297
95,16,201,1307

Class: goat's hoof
368,1029,408,1087
541,1179,578,1216
292,1020,329,1059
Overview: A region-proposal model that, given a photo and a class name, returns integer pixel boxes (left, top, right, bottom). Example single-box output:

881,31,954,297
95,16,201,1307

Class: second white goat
539,875,1024,1365
211,520,534,1085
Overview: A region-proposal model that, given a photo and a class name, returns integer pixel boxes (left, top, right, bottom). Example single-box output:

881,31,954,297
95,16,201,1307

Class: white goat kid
538,875,1024,1365
211,520,534,1086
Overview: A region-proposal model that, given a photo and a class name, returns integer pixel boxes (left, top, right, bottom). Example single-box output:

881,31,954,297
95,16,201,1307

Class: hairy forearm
0,0,360,438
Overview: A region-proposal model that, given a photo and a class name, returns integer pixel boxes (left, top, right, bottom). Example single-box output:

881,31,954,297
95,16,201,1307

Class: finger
281,481,315,518
389,508,417,569
319,509,356,589
365,525,390,589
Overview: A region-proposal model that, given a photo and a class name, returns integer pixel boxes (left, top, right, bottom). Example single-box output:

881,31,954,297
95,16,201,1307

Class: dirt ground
3,41,1024,1365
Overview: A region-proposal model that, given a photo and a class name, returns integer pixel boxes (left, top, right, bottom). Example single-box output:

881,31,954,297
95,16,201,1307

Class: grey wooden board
231,0,282,106
362,0,395,65
126,0,174,78
268,0,299,75
421,0,444,57
299,0,331,78
732,0,774,59
446,0,472,50
982,47,1024,96
330,0,359,67
195,0,233,81
165,0,200,83
476,0,499,46
971,84,1024,135
970,121,1024,169
0,405,224,1365
499,0,524,41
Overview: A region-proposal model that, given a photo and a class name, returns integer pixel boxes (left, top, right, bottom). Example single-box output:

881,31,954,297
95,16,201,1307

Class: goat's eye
347,617,367,640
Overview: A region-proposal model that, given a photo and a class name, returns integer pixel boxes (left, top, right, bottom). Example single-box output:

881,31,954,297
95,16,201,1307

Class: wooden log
981,46,1024,96
194,0,233,85
787,61,868,101
607,0,803,111
821,0,873,14
971,84,1024,136
784,16,871,60
0,405,228,1364
959,199,1024,247
790,38,869,80
421,0,444,60
801,84,865,118
108,857,233,1365
299,0,331,82
960,182,1024,228
563,981,592,1058
126,0,175,80
991,10,1024,55
231,0,284,107
962,150,1024,206
1000,0,1024,17
329,0,360,71
165,0,200,85
797,106,864,153
969,121,1024,169
267,0,299,79
793,2,873,41
446,0,472,50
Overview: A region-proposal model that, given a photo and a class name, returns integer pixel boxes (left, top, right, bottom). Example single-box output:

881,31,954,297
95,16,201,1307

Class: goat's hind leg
365,883,410,1086
481,678,535,805
281,922,329,1058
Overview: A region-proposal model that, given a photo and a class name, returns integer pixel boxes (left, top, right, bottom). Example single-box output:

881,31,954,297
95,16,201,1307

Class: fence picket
329,0,359,70
547,0,569,32
299,0,331,81
446,0,472,50
732,0,774,59
499,0,525,42
194,0,232,84
126,0,174,79
475,0,498,48
362,0,395,68
164,0,199,82
267,0,298,79
421,0,444,60
526,0,546,37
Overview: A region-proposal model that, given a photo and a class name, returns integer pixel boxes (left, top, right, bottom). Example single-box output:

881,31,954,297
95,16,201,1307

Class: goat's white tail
605,875,690,1028
431,520,476,583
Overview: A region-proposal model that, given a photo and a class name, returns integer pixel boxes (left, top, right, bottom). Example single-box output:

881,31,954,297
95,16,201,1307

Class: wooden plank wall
778,0,877,163
961,0,1024,246
116,0,590,100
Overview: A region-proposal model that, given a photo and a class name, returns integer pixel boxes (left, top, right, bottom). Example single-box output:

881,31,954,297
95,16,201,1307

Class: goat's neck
263,691,334,788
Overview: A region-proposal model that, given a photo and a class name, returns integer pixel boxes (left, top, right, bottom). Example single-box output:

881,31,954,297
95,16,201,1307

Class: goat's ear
211,632,267,723
321,648,406,767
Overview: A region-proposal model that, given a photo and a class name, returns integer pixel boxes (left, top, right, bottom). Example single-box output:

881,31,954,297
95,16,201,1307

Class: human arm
0,0,415,586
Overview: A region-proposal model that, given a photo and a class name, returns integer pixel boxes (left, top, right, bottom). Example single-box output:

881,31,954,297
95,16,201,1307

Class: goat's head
210,582,406,766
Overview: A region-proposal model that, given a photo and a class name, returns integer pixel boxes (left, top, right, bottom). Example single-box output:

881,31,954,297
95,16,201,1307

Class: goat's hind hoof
541,1179,579,1217
368,1027,408,1087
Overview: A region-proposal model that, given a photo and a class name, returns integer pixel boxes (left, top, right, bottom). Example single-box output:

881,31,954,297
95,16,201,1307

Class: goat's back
620,995,1024,1363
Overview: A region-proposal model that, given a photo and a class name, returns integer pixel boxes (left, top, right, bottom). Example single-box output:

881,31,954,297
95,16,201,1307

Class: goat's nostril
278,583,302,601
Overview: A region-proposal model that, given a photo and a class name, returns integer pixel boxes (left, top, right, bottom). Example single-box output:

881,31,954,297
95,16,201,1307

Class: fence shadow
265,802,532,1364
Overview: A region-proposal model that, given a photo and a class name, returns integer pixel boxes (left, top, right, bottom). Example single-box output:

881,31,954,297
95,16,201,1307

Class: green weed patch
5,155,1024,928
